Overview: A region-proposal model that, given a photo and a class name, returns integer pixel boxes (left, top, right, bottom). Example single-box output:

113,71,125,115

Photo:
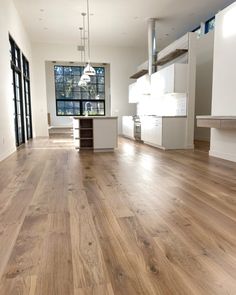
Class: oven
133,116,142,141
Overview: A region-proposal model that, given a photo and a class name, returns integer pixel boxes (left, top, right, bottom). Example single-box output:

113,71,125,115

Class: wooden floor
0,137,236,295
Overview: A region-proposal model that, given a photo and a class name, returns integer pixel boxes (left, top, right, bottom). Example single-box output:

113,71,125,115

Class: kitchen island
73,116,118,151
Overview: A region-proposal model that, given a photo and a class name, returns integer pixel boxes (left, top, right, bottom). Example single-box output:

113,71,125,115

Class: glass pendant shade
80,73,91,83
84,63,96,76
78,79,87,87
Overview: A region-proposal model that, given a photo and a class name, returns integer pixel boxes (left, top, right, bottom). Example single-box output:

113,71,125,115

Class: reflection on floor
0,137,235,294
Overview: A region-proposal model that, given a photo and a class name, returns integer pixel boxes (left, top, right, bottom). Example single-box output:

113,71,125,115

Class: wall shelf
130,69,148,79
197,116,236,129
155,49,188,66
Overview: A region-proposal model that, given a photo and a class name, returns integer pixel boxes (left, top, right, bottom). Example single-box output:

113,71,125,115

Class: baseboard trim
0,147,16,163
209,150,236,163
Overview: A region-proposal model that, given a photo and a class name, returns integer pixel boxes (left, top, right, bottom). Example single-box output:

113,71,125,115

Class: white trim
209,149,236,163
0,147,16,163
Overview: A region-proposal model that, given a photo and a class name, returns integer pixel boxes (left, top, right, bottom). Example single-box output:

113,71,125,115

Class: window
54,65,106,116
205,17,215,34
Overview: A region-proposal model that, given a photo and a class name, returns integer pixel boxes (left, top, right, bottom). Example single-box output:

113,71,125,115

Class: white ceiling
14,0,235,49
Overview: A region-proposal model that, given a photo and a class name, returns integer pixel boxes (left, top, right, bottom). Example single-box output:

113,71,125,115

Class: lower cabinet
93,118,118,150
122,116,134,139
73,117,118,151
141,116,162,147
141,116,187,150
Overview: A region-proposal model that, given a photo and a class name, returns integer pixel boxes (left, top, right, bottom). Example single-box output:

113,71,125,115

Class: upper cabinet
151,63,187,98
137,74,151,96
129,74,151,103
129,82,139,103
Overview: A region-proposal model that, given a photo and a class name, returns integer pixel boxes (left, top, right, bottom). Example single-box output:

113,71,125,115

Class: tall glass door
22,55,33,140
12,68,25,146
10,35,25,147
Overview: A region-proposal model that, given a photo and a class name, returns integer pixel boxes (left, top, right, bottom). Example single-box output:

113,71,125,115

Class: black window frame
192,26,201,33
54,65,106,117
205,16,215,34
22,54,33,140
9,35,25,147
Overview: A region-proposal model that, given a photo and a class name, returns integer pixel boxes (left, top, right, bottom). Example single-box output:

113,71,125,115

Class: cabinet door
151,63,187,96
129,82,139,103
94,119,118,149
162,65,175,94
137,74,151,95
173,64,187,93
150,118,162,146
151,71,163,99
141,117,162,146
122,116,134,138
141,117,151,142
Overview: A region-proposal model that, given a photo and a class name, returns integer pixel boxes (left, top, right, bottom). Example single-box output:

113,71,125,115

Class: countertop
196,116,236,120
73,116,118,119
197,116,236,129
144,115,187,119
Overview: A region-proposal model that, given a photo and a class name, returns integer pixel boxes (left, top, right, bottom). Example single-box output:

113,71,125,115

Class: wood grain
0,137,235,294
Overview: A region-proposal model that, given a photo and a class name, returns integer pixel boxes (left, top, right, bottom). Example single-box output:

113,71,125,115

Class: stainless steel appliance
133,116,142,141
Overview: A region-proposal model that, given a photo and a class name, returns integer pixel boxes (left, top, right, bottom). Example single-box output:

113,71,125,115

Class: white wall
31,43,146,135
195,31,214,141
0,0,32,161
210,2,236,162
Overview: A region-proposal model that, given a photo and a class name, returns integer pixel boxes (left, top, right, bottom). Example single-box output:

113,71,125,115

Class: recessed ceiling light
44,27,48,30
38,18,43,21
40,9,44,12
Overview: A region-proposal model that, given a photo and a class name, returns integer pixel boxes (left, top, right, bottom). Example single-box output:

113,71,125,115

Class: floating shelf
130,69,148,79
155,49,188,66
197,116,236,129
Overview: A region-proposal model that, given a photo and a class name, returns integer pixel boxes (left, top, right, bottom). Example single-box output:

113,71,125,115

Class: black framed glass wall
22,55,33,140
54,65,106,116
9,35,25,147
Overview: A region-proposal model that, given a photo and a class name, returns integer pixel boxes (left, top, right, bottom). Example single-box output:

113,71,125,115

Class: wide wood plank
0,137,235,294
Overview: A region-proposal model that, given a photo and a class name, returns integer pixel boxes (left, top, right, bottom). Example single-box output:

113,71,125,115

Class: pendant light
78,26,88,87
79,12,91,84
83,0,96,76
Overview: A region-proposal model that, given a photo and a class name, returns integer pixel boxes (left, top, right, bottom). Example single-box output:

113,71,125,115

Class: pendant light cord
82,13,86,64
87,0,91,63
79,27,83,62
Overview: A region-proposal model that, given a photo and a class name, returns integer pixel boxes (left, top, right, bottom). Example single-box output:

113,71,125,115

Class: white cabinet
137,74,151,96
122,116,134,139
93,119,118,150
129,82,139,103
151,63,187,98
141,116,162,147
129,75,151,104
141,116,187,150
73,117,118,151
